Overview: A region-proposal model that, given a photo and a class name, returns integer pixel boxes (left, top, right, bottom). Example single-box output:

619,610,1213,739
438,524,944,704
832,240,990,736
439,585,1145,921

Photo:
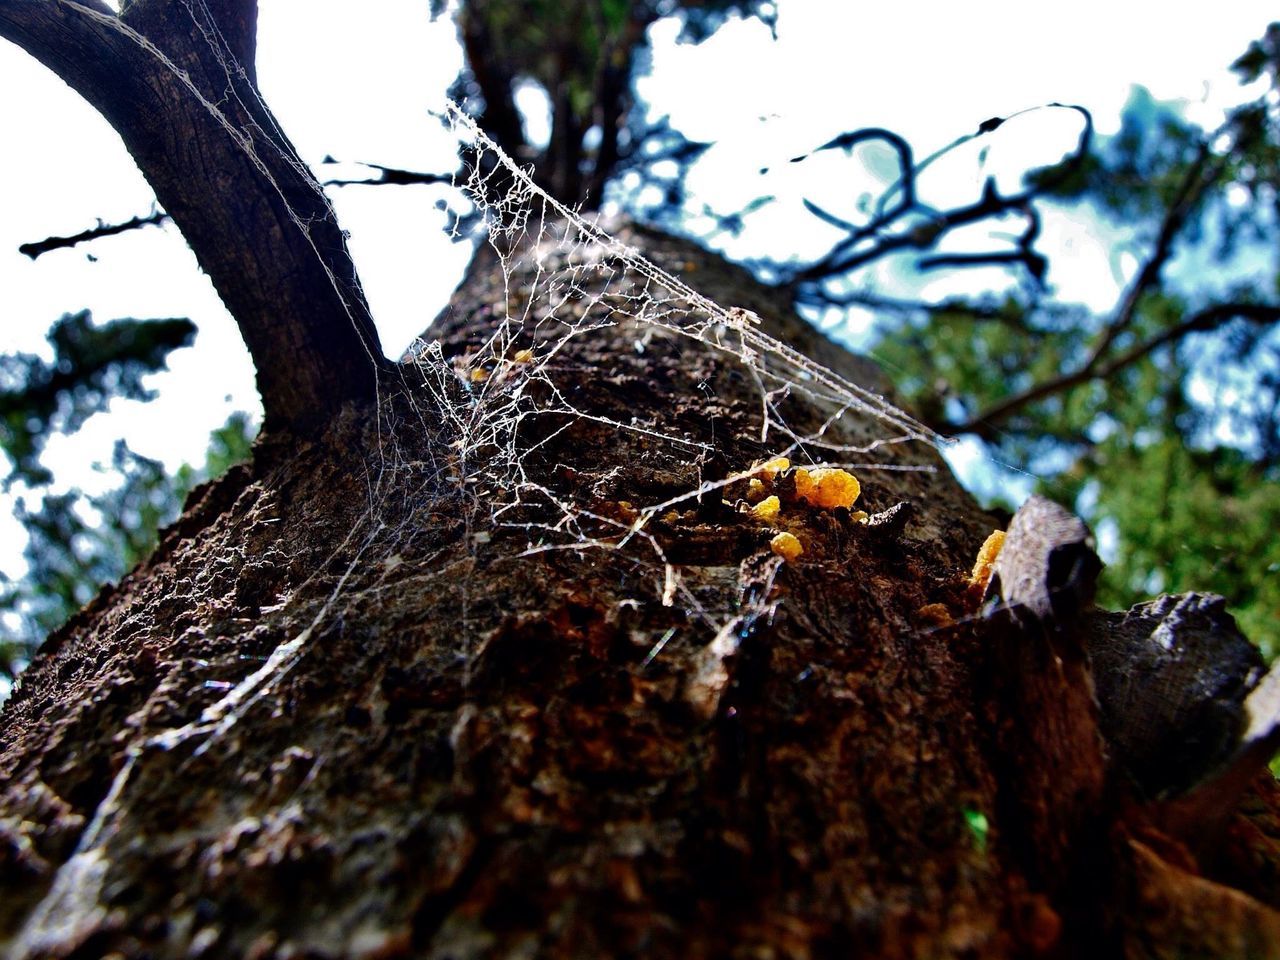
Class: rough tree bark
4,5,1280,960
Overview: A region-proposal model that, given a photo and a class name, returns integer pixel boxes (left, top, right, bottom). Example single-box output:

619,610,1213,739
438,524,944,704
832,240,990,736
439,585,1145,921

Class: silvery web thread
42,1,459,753
400,103,949,631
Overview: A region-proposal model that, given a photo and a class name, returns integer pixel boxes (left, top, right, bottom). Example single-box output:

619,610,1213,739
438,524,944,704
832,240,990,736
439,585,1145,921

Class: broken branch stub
1084,593,1265,800
987,494,1101,624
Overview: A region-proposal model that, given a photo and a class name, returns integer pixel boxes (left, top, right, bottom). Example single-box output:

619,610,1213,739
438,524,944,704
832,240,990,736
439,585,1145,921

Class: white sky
0,1,1275,575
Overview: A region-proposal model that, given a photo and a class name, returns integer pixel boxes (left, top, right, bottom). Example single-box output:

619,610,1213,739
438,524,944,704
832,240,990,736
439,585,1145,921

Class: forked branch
788,105,1093,290
0,0,387,434
956,140,1238,433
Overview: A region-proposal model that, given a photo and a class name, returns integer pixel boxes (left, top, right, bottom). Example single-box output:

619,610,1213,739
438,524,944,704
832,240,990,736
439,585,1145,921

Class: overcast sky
0,1,1275,575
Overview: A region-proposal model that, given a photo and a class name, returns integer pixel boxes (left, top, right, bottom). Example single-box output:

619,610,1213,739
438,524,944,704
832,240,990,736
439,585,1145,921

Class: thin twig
19,210,170,259
956,302,1280,433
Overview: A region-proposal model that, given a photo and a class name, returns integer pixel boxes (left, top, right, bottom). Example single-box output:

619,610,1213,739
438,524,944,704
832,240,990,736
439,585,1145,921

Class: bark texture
3,223,1280,959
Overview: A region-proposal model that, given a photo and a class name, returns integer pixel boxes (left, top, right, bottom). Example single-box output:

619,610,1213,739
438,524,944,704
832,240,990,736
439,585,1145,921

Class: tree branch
1092,303,1280,383
956,302,1280,434
949,143,1230,434
20,155,455,259
319,159,452,188
19,210,170,259
457,7,527,162
1078,143,1222,372
789,105,1093,290
0,0,387,433
126,0,257,85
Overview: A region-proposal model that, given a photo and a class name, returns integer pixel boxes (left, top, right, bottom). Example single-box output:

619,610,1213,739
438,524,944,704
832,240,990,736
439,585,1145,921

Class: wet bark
2,219,1280,959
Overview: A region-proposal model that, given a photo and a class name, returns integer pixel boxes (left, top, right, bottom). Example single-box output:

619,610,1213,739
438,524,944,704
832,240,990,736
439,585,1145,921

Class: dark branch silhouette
957,302,1280,435
16,158,457,256
19,210,171,260
319,158,453,188
782,104,1093,293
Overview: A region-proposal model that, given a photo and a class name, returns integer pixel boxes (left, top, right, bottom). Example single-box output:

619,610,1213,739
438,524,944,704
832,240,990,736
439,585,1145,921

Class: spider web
405,102,944,549
8,2,958,742
146,91,952,758
9,12,961,947
202,86,952,719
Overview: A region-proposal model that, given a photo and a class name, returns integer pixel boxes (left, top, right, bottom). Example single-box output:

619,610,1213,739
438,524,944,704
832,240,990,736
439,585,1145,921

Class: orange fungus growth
794,467,861,510
757,456,790,478
770,531,803,561
970,529,1005,592
750,495,781,523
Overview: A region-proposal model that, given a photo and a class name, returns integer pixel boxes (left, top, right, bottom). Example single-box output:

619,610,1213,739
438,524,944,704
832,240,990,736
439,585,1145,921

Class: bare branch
956,302,1280,434
948,141,1231,434
789,105,1093,290
1078,143,1223,371
19,210,170,259
917,203,1045,281
1092,303,1280,382
0,0,386,433
319,159,452,188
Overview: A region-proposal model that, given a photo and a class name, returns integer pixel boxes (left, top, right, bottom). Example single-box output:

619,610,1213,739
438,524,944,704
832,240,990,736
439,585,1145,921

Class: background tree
3,4,1280,957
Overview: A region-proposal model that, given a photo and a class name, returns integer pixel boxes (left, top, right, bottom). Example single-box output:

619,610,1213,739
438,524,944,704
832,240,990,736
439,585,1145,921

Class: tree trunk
4,6,1280,956
3,209,1280,958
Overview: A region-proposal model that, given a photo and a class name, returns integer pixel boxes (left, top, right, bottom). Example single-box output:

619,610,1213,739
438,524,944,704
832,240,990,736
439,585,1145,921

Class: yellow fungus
792,467,861,510
513,349,534,363
793,468,815,501
813,468,861,509
750,495,781,523
758,456,790,478
745,478,767,502
661,511,680,524
616,501,638,522
970,529,1005,590
850,510,870,523
469,368,489,383
770,531,803,561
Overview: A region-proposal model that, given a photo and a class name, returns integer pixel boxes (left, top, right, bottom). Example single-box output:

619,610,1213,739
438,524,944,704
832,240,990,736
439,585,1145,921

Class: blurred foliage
1,310,195,488
867,24,1280,656
0,310,255,680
